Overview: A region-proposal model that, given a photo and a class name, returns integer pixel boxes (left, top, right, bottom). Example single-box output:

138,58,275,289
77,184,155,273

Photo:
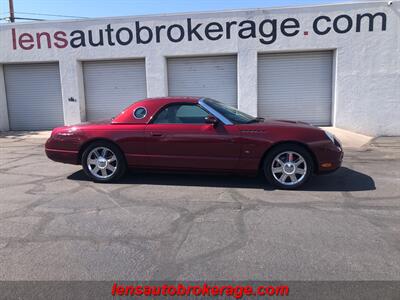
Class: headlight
324,130,335,144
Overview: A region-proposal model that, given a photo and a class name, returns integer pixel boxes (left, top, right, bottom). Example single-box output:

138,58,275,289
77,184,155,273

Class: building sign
11,12,387,50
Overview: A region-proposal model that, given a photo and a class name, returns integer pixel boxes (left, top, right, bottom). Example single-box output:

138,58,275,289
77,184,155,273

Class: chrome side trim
198,98,233,125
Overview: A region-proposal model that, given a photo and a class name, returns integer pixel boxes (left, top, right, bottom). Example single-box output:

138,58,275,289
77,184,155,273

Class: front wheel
263,144,313,189
82,142,126,182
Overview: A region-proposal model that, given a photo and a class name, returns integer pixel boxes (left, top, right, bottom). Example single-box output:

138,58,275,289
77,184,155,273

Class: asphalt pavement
0,134,399,281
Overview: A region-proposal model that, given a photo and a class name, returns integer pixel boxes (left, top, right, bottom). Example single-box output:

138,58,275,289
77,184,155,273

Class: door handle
150,132,163,137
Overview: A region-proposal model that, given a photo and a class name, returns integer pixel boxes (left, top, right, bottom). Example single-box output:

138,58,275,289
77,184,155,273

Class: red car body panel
45,97,343,175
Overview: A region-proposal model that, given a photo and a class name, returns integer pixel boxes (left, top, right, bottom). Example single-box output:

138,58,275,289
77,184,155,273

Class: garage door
4,63,64,130
258,51,333,125
83,60,147,120
168,56,237,107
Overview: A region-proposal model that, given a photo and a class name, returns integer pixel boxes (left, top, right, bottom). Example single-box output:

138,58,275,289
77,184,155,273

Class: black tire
263,143,313,190
81,141,126,183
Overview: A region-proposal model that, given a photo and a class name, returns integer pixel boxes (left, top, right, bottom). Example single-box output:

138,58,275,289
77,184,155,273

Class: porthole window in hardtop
133,107,147,119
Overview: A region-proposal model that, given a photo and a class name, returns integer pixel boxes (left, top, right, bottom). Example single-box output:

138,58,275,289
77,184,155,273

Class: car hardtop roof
138,96,202,105
113,96,205,124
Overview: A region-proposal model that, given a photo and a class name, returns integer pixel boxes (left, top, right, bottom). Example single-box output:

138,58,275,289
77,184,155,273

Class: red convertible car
45,97,343,189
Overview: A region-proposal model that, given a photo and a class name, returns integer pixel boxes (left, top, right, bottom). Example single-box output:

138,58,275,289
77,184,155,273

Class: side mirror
204,115,219,126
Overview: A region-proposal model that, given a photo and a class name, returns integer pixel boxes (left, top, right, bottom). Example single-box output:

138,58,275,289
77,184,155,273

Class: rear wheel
82,141,126,182
263,144,313,189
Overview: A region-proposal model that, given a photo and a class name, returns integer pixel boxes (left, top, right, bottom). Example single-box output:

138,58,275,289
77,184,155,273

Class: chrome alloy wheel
271,151,307,186
86,147,118,179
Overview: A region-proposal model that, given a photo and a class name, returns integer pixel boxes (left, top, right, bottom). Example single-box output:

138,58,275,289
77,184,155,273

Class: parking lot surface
0,134,399,280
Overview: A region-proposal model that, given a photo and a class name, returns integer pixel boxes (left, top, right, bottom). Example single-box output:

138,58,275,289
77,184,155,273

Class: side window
152,106,170,124
153,104,209,124
176,105,208,123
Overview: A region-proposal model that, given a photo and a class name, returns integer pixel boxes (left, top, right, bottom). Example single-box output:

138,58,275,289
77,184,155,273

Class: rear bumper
45,147,79,165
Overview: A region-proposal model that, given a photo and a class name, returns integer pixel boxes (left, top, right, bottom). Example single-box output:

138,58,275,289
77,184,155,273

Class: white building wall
0,1,399,135
59,57,86,124
146,54,167,98
238,49,258,116
0,65,10,131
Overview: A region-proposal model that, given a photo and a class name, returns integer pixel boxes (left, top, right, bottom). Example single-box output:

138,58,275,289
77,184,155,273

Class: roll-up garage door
4,63,64,130
168,56,237,107
258,51,333,126
83,60,147,121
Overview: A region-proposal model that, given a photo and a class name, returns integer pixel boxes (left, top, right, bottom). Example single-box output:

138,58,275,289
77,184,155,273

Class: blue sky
1,0,353,22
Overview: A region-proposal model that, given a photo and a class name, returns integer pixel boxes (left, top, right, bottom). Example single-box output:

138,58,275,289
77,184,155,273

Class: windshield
203,98,258,124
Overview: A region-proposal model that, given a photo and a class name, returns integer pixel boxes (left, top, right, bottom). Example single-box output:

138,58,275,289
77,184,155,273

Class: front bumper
310,139,343,174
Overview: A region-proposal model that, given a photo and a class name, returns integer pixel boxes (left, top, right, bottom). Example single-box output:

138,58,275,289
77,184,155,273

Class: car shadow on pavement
303,167,376,192
68,167,375,192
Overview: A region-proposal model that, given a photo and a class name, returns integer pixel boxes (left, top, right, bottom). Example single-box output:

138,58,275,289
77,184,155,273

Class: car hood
243,119,316,129
237,119,327,141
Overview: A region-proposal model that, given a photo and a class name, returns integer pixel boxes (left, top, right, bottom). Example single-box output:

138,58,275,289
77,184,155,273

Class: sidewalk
320,127,373,149
0,131,51,139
